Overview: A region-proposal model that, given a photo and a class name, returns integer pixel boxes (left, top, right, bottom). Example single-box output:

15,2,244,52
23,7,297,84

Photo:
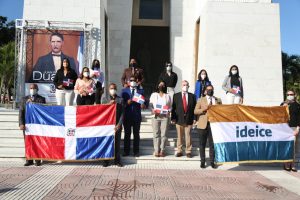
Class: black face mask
158,86,165,92
130,63,137,68
207,90,214,96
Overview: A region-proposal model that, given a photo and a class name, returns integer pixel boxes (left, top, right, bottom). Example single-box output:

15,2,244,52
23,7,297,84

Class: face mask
29,89,37,96
201,74,206,80
83,72,89,77
166,66,172,71
130,81,137,87
287,95,295,101
182,86,189,92
231,70,237,75
158,86,165,91
109,89,117,96
130,63,137,68
206,89,214,96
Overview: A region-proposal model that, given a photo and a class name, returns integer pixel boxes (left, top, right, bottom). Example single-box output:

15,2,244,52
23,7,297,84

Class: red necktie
183,93,187,113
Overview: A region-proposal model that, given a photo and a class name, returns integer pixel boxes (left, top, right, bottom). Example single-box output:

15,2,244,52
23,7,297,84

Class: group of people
19,55,299,172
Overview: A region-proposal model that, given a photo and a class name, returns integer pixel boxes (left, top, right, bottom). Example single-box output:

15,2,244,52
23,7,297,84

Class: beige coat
194,96,222,129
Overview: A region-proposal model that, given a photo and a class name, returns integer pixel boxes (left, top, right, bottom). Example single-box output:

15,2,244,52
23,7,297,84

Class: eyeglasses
287,94,295,96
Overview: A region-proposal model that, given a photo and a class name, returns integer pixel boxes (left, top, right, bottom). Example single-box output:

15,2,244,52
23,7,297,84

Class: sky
0,0,299,55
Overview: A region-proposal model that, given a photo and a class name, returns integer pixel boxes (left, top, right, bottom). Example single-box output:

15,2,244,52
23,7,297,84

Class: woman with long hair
194,69,211,100
74,67,95,105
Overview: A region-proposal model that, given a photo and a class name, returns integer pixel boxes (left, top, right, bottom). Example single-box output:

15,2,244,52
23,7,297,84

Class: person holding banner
222,65,244,104
101,83,124,167
194,85,222,168
149,81,172,157
122,76,145,157
194,69,211,100
171,80,197,158
53,58,78,106
74,67,95,105
19,83,46,166
90,59,104,104
281,90,300,172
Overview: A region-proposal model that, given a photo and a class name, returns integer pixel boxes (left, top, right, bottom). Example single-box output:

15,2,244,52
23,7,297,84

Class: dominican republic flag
63,79,74,87
232,85,241,95
25,103,116,161
208,105,294,164
132,93,145,104
154,104,169,114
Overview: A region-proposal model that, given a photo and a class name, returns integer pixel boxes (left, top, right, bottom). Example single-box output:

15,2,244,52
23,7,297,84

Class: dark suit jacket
121,87,144,122
171,92,196,126
28,52,77,83
121,67,144,86
19,94,46,126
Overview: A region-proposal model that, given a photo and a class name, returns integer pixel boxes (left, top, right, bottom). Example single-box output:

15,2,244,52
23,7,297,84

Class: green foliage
282,52,300,100
0,16,15,47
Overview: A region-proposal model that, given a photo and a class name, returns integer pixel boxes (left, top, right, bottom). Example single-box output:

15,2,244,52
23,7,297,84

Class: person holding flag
53,58,77,105
149,81,172,157
74,67,95,105
121,76,145,157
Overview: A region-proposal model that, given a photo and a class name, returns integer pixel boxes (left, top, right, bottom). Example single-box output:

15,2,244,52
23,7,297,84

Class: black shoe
175,153,183,157
122,153,129,157
24,160,33,166
211,162,217,169
200,162,206,169
134,153,140,157
103,161,109,167
186,153,192,158
115,162,123,167
35,160,41,166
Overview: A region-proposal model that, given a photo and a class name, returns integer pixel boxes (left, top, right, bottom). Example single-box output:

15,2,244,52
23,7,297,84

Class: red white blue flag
132,93,145,104
63,79,74,87
154,104,169,114
25,103,116,161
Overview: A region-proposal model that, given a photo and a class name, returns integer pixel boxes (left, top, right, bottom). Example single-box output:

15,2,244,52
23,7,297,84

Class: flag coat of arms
208,105,294,163
25,103,116,161
132,93,145,104
154,104,169,114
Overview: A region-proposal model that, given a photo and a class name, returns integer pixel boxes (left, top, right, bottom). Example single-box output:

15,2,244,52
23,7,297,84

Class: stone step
0,147,24,158
0,130,23,138
0,138,24,147
122,154,201,164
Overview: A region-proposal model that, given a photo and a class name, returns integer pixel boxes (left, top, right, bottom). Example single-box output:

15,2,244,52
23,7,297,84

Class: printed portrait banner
208,105,295,164
25,103,116,161
25,29,84,103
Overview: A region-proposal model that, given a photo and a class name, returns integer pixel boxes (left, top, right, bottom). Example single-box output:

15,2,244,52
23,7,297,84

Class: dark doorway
130,26,170,97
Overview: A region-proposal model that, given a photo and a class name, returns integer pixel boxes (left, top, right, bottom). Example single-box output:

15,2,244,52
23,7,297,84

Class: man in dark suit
121,76,145,157
101,83,124,167
171,80,197,158
194,85,222,169
28,32,77,83
121,58,144,88
19,83,46,166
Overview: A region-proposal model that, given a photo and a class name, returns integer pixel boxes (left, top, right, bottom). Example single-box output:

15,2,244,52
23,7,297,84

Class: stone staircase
0,108,205,165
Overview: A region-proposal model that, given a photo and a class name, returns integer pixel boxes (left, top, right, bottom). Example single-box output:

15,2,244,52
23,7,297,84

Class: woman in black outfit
157,62,178,100
281,90,300,172
91,59,104,104
53,58,78,106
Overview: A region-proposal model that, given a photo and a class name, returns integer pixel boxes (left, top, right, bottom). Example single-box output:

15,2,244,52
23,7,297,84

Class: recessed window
139,0,163,20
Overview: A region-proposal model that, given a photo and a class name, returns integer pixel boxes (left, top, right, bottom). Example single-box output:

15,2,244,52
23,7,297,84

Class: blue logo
236,125,272,138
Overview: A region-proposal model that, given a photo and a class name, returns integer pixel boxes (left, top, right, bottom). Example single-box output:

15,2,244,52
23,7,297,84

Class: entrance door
130,26,170,97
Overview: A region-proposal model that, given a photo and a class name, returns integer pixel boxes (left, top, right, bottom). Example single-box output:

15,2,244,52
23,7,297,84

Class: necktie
131,89,135,98
183,93,187,113
209,97,212,106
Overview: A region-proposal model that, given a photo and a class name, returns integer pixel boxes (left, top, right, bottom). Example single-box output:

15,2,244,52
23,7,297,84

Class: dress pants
76,94,94,105
176,124,192,154
123,119,141,154
152,116,169,153
198,123,215,162
115,128,122,163
56,89,75,106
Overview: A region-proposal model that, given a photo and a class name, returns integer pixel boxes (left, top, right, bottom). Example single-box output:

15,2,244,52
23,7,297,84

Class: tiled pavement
0,162,299,200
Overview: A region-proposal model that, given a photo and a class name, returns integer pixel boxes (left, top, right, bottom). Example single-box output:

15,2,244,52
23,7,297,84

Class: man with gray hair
171,80,196,158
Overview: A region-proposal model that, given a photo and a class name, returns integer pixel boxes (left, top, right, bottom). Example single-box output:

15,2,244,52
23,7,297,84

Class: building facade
22,0,282,105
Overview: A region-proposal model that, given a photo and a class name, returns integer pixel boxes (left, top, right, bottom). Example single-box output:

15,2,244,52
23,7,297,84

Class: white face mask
166,66,172,71
231,70,238,75
29,89,37,96
201,74,206,80
130,81,137,87
182,86,189,92
109,89,117,96
83,72,89,77
287,95,295,101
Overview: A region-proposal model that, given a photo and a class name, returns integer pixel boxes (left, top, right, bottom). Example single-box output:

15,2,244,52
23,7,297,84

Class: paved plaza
0,161,299,200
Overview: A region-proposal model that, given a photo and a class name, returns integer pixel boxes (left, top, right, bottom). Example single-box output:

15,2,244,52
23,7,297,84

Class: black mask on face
130,63,137,68
207,89,214,96
158,86,165,92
